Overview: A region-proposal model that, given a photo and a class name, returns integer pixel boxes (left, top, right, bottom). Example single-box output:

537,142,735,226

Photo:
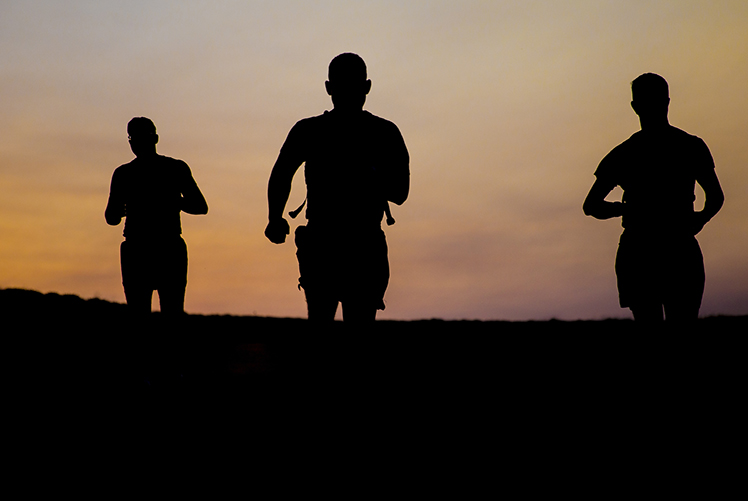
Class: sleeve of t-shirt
593,146,621,189
694,136,716,174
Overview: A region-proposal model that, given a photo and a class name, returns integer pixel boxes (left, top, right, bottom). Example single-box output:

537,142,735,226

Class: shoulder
667,126,713,163
157,155,191,172
669,126,709,148
283,113,329,145
669,127,714,171
362,112,407,148
363,111,402,132
602,131,640,161
291,112,329,131
111,159,135,180
669,125,696,138
157,154,186,164
594,132,639,178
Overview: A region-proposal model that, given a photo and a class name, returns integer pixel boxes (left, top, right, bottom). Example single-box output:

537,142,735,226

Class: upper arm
583,146,622,214
382,122,410,206
269,123,307,185
179,161,208,215
694,141,724,204
696,167,723,201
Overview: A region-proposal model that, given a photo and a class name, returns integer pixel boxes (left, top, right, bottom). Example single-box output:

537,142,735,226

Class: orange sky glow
1,1,747,320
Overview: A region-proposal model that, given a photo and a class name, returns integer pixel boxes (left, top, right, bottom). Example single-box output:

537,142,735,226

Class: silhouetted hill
3,288,744,461
4,286,745,388
3,287,746,333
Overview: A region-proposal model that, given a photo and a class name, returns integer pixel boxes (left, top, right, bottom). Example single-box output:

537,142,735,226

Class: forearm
267,168,293,220
583,199,624,220
583,178,622,220
105,173,125,225
264,166,294,244
181,192,208,215
695,168,725,226
699,190,724,223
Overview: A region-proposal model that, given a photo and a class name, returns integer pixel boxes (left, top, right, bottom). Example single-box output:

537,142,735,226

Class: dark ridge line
2,287,745,324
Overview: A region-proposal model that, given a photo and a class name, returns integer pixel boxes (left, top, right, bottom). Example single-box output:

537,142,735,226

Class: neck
639,116,670,131
333,105,364,115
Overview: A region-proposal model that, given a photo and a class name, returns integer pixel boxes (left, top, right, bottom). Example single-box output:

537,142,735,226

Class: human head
325,53,371,111
127,117,158,157
631,73,670,120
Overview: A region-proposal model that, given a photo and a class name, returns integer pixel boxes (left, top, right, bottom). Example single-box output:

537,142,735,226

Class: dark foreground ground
2,288,745,477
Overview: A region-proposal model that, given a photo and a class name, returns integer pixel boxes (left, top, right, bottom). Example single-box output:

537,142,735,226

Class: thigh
155,238,188,315
295,225,337,300
305,291,338,322
615,233,660,308
663,237,705,320
121,241,154,314
158,286,186,315
121,240,152,290
123,286,153,315
341,229,390,311
341,301,377,323
631,303,664,322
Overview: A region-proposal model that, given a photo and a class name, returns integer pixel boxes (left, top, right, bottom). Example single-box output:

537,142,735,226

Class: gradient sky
2,1,747,320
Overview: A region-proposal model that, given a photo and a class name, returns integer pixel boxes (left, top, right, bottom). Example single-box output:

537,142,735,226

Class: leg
120,240,153,316
158,286,186,316
341,301,377,323
339,229,389,324
630,303,664,322
305,291,338,322
295,225,339,322
156,237,188,317
663,237,705,322
123,286,154,316
616,232,664,322
663,303,699,322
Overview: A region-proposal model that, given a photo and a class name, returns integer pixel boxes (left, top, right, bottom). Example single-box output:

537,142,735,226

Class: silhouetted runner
265,53,410,323
583,74,724,321
105,117,208,316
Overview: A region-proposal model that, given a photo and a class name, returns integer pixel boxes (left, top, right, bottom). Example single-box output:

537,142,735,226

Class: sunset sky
2,1,747,320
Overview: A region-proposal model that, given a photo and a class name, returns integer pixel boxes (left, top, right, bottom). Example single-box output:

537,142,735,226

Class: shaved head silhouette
328,53,367,82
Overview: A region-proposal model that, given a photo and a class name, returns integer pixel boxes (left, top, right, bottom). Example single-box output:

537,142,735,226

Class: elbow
582,200,606,219
181,196,208,215
704,191,725,216
716,191,725,211
105,209,121,226
582,200,594,217
105,215,121,226
184,206,208,216
390,193,407,206
389,182,410,206
190,199,208,215
198,199,209,215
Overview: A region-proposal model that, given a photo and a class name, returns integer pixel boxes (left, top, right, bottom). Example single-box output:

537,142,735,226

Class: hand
264,218,290,244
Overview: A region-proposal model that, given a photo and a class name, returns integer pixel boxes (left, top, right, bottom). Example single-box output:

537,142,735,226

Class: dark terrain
3,287,745,460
